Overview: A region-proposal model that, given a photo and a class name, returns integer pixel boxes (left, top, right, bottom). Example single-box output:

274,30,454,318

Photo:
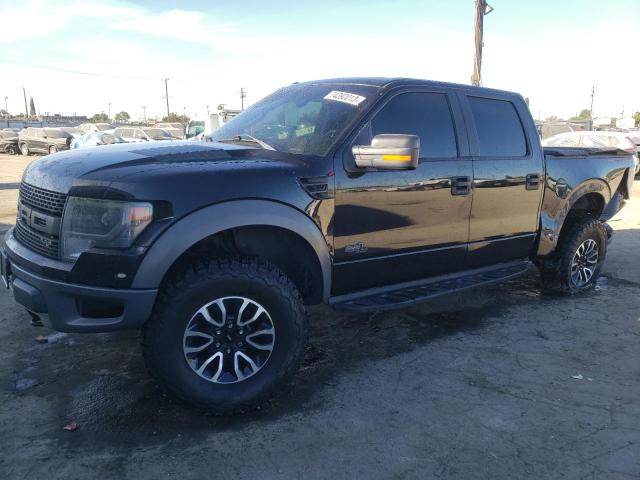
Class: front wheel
539,218,607,293
20,143,29,156
142,256,307,412
49,145,58,154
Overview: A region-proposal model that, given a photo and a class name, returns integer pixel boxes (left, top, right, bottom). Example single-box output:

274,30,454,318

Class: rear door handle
451,176,471,196
526,173,540,190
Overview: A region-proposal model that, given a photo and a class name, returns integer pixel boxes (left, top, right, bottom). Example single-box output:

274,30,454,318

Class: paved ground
0,152,638,479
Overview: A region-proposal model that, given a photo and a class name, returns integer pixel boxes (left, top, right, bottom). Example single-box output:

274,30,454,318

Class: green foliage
634,112,640,127
114,111,130,122
569,109,591,121
90,113,109,123
162,112,189,123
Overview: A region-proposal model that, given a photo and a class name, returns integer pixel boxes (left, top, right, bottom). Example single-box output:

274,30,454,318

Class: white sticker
323,90,366,106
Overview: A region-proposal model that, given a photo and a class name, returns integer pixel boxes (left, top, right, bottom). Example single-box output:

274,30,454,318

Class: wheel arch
132,200,332,304
536,178,610,257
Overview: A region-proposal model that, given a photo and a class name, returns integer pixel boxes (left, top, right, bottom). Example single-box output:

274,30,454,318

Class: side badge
345,242,368,254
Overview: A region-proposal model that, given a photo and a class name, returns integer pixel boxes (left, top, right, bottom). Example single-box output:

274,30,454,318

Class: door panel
332,90,473,295
460,94,544,267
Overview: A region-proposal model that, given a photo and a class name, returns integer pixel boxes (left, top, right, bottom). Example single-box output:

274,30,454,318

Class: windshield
95,123,113,131
142,128,170,139
207,83,378,156
44,129,71,138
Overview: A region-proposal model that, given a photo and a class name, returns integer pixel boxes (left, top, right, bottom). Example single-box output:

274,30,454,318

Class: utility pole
142,106,147,123
162,78,170,117
206,105,210,115
23,87,28,120
108,102,111,120
3,96,7,113
471,0,493,87
239,87,247,111
589,86,595,129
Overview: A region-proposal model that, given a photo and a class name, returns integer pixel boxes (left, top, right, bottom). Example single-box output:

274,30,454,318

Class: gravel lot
0,153,638,479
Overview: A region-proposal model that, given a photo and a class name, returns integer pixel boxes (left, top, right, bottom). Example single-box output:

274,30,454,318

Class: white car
112,127,175,142
70,131,126,149
543,131,639,174
77,123,114,134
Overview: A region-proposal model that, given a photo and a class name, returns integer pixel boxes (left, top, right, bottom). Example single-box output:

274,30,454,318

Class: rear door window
371,92,458,159
468,97,527,157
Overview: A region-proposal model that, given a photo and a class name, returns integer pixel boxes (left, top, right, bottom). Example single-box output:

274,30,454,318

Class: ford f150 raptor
1,78,636,411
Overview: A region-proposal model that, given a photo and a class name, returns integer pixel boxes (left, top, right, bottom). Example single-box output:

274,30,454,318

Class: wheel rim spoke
238,305,266,327
245,328,275,350
234,351,259,381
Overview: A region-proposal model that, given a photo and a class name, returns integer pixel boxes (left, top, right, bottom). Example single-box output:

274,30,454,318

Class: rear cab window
467,96,527,157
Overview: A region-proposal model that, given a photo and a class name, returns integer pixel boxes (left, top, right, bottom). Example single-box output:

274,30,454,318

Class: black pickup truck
1,78,636,411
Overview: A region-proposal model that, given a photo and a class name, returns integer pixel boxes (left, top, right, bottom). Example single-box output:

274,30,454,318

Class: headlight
61,197,153,261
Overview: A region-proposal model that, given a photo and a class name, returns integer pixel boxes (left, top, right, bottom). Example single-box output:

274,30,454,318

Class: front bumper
2,231,157,333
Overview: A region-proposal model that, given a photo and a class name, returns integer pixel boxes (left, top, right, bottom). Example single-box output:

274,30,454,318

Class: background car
77,123,114,134
543,130,639,175
18,127,73,155
536,122,586,139
112,127,174,142
70,131,126,149
0,131,19,154
158,126,185,139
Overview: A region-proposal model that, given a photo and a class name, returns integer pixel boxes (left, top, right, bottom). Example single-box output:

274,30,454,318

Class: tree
162,112,189,124
114,111,130,122
569,109,591,121
544,115,559,122
524,97,530,107
29,97,36,117
90,112,109,123
633,112,640,127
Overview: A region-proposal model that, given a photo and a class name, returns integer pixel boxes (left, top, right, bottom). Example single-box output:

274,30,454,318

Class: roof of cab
294,77,520,98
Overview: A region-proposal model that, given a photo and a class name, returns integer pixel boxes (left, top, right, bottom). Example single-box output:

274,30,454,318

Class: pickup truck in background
1,78,635,412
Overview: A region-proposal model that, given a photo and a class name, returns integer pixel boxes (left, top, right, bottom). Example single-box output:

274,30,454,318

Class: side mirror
352,134,419,170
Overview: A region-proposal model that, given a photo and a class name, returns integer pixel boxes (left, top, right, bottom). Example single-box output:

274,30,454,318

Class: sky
0,0,638,121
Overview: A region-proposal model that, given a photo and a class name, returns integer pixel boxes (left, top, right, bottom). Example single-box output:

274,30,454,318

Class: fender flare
132,200,332,301
537,178,610,256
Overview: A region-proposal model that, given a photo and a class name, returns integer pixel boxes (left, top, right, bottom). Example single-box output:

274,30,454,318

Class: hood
21,141,301,193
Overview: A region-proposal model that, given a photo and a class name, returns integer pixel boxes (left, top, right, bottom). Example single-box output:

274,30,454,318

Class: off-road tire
142,256,307,412
539,217,607,293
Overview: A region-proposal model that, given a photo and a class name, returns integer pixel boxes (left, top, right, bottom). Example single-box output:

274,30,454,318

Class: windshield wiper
216,134,276,151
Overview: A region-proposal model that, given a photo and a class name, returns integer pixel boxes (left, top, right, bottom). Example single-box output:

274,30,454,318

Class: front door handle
451,176,471,195
526,173,540,190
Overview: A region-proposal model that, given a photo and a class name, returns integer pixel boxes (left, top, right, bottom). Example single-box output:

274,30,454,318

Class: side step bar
331,261,533,312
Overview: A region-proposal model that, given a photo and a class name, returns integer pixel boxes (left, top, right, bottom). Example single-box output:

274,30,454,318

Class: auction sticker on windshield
323,91,367,106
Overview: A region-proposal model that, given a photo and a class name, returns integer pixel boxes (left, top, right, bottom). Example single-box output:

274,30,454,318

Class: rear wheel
539,218,607,293
20,143,29,156
142,256,307,412
49,145,58,154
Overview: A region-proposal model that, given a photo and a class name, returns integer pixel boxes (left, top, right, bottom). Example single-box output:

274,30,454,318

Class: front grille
14,219,60,259
19,182,67,216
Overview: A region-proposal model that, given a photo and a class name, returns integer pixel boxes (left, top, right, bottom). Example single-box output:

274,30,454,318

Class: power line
0,59,155,80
